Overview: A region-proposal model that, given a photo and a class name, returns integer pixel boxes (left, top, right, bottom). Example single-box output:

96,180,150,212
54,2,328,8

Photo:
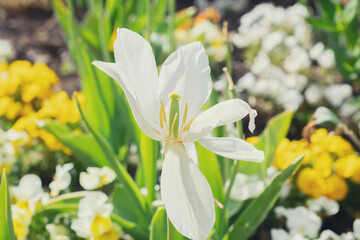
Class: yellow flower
273,138,309,170
352,164,360,183
12,114,40,139
325,175,348,201
313,152,333,178
335,155,360,178
246,136,259,146
297,168,327,198
0,96,12,116
5,101,22,121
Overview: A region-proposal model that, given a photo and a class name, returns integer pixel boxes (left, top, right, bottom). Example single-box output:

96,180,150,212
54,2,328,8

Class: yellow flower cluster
0,61,85,154
273,128,358,201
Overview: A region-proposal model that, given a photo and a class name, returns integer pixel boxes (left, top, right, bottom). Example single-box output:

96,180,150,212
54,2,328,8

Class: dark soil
0,7,80,95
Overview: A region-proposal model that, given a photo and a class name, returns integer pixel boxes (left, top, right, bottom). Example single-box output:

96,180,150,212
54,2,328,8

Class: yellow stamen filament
160,101,167,122
159,109,164,129
182,114,197,132
170,113,178,136
182,103,188,126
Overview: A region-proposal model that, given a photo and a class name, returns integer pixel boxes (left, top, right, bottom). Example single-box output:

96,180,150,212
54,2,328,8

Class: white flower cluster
231,3,353,112
0,129,27,172
8,164,117,240
272,198,360,240
0,39,15,62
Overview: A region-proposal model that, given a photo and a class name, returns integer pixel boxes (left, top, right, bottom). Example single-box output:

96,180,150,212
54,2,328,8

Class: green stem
167,217,174,240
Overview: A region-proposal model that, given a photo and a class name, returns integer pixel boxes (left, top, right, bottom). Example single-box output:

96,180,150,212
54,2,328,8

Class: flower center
158,92,196,142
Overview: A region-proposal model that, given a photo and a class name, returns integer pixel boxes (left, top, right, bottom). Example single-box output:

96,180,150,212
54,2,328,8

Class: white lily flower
80,166,116,190
71,192,121,239
93,28,264,240
49,163,74,197
12,174,44,214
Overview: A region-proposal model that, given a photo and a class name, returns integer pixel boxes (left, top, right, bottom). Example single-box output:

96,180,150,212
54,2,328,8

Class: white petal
92,61,161,140
12,174,43,202
158,42,212,122
198,136,264,162
160,143,215,240
78,192,113,218
184,99,257,142
71,217,93,238
113,29,159,121
79,172,100,190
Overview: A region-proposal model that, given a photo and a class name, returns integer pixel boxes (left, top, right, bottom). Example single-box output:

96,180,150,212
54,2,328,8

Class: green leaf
339,0,358,25
238,111,294,177
43,121,109,168
227,155,303,240
140,132,158,203
0,171,17,240
196,143,225,234
75,96,149,225
150,207,167,240
111,185,149,230
315,107,342,126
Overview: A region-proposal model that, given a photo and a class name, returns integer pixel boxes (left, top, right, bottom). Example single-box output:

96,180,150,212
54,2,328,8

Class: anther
182,103,188,126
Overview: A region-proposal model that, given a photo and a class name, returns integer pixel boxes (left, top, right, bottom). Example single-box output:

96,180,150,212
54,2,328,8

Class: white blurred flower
271,228,306,240
305,84,322,105
284,35,298,48
11,205,32,240
353,219,360,239
282,74,307,91
12,174,44,214
262,31,284,52
0,39,15,62
251,53,271,75
309,42,325,60
46,224,71,240
236,72,256,91
339,101,360,118
71,192,122,239
307,196,339,216
324,84,352,107
227,173,264,201
277,89,304,110
284,46,310,73
275,206,322,238
49,163,74,197
80,166,116,190
22,150,43,166
318,230,341,240
318,49,335,69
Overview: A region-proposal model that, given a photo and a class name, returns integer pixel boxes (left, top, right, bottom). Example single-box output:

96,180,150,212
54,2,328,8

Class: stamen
160,101,167,122
182,114,197,132
170,113,178,137
182,103,188,126
159,107,164,129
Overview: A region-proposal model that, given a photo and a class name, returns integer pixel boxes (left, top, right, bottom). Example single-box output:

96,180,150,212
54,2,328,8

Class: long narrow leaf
75,96,149,222
0,171,16,240
227,155,303,240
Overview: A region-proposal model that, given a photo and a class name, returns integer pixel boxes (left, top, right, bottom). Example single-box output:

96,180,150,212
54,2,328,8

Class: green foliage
226,155,303,240
0,171,17,240
306,0,360,83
